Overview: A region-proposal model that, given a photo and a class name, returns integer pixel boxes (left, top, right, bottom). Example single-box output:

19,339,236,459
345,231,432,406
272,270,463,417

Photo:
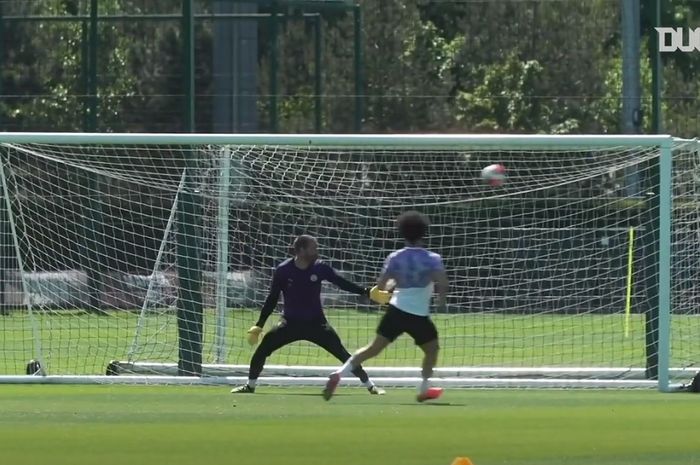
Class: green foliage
0,0,191,131
3,15,85,130
455,54,579,133
344,0,456,132
1,0,139,131
591,39,658,134
0,0,697,135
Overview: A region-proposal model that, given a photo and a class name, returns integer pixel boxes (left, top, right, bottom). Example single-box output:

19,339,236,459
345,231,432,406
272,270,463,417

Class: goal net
0,134,697,390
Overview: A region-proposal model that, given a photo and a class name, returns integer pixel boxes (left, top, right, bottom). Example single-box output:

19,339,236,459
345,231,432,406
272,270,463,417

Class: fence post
176,0,203,376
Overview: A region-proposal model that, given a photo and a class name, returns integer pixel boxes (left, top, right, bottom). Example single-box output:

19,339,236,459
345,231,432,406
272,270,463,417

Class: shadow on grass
397,402,468,407
253,392,328,397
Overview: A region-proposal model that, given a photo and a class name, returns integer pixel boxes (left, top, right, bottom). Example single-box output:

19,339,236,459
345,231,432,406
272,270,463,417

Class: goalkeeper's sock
247,379,257,388
334,356,356,377
363,380,375,389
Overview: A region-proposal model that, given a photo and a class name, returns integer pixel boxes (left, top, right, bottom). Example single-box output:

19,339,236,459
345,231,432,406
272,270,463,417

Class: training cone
450,458,474,465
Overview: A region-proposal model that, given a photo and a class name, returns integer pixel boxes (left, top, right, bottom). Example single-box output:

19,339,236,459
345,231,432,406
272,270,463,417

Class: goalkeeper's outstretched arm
325,265,391,304
255,273,282,328
326,269,368,296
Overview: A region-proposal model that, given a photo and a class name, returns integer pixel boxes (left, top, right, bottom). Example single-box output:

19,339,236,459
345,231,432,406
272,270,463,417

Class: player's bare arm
376,271,394,291
432,269,449,312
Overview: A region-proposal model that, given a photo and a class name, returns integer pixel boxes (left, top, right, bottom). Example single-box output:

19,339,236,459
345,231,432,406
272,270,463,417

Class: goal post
0,132,697,392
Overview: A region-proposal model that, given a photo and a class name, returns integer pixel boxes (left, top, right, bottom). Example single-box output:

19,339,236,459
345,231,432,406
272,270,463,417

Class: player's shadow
397,402,467,407
255,392,331,397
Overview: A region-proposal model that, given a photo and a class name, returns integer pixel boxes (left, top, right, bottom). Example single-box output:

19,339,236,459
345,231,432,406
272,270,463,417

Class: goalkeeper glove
368,285,392,305
246,325,263,346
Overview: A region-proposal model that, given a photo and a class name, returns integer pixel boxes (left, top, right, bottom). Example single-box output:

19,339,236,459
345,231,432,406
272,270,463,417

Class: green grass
1,386,699,465
1,309,699,375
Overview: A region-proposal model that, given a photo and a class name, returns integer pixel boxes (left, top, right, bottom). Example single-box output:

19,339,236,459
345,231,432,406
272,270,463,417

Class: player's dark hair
292,235,316,254
397,211,429,244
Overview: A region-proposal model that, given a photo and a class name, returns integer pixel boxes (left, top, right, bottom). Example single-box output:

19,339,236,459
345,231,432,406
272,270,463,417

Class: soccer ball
481,163,506,187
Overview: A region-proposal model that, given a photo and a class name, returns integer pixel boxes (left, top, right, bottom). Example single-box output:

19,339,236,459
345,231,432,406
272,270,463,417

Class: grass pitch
1,385,699,465
2,309,698,375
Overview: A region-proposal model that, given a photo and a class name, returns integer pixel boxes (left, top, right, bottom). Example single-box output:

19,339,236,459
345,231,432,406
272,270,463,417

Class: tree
454,54,580,134
320,1,457,132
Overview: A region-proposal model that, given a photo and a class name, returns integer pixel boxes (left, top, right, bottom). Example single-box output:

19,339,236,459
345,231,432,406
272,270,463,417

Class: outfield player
231,235,390,394
323,211,448,402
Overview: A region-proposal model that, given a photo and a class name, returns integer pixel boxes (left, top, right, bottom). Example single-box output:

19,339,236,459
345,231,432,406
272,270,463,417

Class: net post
0,191,6,316
0,147,46,374
128,171,187,363
0,63,8,317
215,147,232,363
176,0,203,377
81,0,106,315
176,162,204,377
645,4,664,381
656,139,672,392
643,152,660,379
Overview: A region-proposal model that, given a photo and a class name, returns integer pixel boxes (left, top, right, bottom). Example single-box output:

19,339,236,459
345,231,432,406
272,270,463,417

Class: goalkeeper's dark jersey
257,258,365,325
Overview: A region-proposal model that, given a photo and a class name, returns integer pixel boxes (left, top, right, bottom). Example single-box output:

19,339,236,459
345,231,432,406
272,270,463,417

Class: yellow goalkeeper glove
368,285,392,305
246,325,263,346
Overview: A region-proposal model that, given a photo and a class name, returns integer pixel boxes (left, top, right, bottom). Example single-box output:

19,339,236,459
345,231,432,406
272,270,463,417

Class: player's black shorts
376,305,438,346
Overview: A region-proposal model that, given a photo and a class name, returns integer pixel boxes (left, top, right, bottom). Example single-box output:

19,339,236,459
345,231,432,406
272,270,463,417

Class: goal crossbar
0,132,677,148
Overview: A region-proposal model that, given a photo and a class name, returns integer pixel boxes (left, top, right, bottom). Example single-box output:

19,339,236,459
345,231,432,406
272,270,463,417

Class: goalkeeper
231,235,391,395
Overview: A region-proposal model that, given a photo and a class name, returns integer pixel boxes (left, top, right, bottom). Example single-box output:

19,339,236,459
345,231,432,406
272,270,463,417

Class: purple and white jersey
381,247,444,316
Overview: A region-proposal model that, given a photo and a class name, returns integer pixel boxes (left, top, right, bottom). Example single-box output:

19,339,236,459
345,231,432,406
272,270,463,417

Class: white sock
419,378,429,394
363,380,375,389
247,379,257,388
335,356,356,377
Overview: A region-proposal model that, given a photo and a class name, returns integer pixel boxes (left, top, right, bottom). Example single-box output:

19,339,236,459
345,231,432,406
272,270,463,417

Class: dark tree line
0,0,697,135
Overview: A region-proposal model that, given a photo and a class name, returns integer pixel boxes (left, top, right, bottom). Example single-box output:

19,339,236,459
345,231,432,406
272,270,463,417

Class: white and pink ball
481,163,506,187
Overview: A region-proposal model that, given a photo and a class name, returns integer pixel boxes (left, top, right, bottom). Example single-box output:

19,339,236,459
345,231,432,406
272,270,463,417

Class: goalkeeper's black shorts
257,317,352,360
376,305,438,346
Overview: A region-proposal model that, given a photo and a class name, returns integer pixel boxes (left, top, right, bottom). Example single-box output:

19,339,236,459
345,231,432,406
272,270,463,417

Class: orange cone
451,458,474,465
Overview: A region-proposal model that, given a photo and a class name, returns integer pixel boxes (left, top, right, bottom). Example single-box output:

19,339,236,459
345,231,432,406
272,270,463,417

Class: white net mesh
0,136,697,388
671,140,700,380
